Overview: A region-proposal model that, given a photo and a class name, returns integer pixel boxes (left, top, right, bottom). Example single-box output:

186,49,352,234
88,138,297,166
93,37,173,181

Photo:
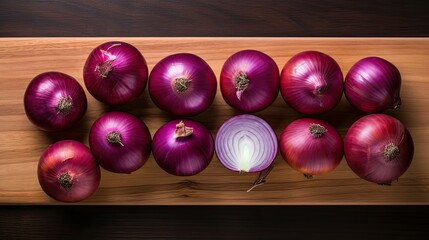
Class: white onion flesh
215,114,278,173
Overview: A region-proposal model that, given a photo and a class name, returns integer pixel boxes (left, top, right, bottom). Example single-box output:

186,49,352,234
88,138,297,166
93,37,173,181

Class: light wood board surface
0,38,428,205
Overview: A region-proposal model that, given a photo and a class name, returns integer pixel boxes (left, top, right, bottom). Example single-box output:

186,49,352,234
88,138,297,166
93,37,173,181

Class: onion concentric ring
215,114,278,173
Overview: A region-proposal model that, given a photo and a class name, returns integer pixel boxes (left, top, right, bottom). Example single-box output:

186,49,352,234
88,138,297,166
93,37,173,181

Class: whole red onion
152,119,214,176
24,71,87,132
344,114,414,185
344,57,402,113
83,41,148,105
148,53,217,116
280,51,343,114
220,50,279,112
279,118,343,178
89,112,151,174
38,140,101,202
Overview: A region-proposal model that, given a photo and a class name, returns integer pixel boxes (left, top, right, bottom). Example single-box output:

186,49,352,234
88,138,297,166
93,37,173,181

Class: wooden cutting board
0,38,428,205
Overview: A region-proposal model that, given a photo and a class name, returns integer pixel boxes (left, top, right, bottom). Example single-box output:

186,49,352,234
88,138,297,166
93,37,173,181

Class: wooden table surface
1,37,428,205
1,1,429,239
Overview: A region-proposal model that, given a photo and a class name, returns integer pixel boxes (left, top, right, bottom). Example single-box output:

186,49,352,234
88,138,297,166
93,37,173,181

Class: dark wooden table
1,0,428,239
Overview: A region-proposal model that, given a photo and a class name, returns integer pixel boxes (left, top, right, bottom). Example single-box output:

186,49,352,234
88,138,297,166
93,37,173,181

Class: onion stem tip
175,121,193,137
309,123,326,138
57,96,73,115
384,143,400,161
58,173,73,190
174,78,191,93
107,131,124,146
96,60,114,78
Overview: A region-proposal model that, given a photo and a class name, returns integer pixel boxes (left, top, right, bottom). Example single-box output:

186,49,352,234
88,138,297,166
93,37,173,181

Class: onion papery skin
279,118,343,177
220,50,279,112
24,71,87,132
215,114,278,173
89,112,151,174
83,41,148,105
280,51,343,114
344,57,402,113
148,53,217,116
152,119,214,176
37,140,101,203
344,114,414,184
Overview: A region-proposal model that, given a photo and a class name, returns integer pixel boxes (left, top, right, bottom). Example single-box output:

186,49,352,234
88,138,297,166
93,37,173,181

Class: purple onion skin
148,53,217,116
345,57,402,113
280,51,344,114
220,50,279,112
38,140,101,203
344,114,414,185
89,112,151,174
152,119,214,176
280,118,343,177
24,72,87,132
83,41,148,105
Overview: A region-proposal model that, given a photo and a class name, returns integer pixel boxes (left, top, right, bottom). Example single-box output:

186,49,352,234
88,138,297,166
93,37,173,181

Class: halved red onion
220,49,279,112
215,114,278,173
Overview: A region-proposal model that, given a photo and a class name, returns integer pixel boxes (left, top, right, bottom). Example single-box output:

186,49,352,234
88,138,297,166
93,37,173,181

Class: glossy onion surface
280,118,343,177
38,140,100,202
152,119,214,176
89,112,151,174
220,49,279,112
83,41,148,105
280,51,343,114
24,71,87,132
345,57,402,113
148,53,217,116
344,114,414,184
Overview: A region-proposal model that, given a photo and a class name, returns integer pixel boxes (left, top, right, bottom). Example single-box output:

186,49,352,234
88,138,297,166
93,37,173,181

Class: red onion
83,41,148,105
148,53,217,116
279,118,343,178
280,51,343,114
24,71,87,132
220,50,279,112
38,140,101,202
215,114,278,173
89,112,151,174
152,119,214,176
344,114,414,185
344,57,402,113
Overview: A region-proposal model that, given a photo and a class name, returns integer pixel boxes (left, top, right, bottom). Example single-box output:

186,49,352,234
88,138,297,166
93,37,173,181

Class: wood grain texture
1,0,428,37
1,37,428,205
1,1,428,238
